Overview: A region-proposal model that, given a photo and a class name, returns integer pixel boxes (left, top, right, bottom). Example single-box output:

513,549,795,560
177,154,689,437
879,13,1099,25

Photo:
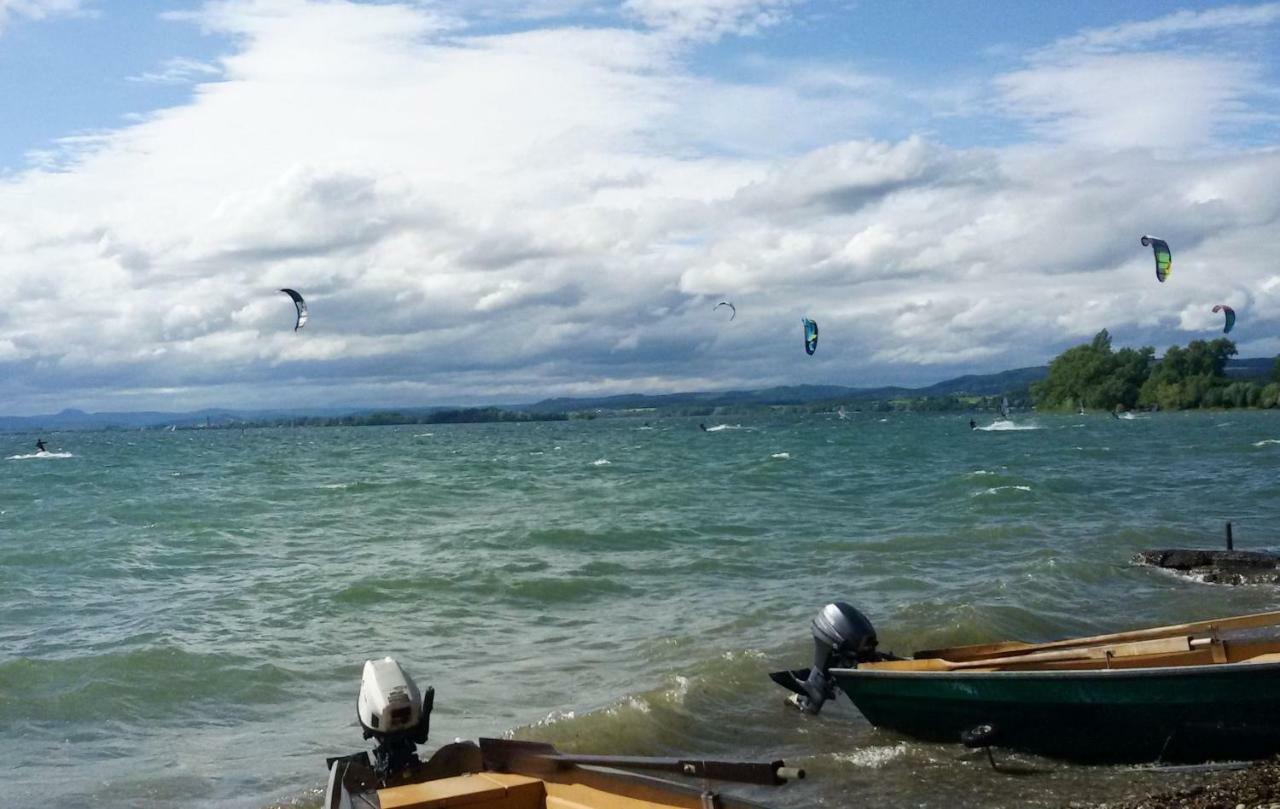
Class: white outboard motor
769,602,880,715
356,657,434,781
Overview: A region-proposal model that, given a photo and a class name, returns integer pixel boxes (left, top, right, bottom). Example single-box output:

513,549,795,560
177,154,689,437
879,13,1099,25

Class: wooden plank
865,636,1198,672
913,609,1280,662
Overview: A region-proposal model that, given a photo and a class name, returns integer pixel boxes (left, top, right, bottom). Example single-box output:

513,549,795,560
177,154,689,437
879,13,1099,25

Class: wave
6,451,74,460
831,743,912,768
976,421,1039,431
0,645,300,722
974,485,1032,497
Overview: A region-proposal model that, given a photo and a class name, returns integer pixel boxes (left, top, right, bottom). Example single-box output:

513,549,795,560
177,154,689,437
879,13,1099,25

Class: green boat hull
832,661,1280,762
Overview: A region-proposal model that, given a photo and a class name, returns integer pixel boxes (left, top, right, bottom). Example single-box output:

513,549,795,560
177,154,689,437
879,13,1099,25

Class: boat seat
379,772,545,809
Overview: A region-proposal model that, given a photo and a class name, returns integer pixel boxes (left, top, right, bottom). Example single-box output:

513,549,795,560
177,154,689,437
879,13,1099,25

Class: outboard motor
769,603,879,715
356,657,434,782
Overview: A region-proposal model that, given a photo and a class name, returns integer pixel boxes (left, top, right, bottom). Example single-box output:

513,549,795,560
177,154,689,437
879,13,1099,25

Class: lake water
3,411,1279,808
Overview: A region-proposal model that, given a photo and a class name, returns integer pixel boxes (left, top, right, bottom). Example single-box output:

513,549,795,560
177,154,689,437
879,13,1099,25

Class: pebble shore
1077,759,1280,809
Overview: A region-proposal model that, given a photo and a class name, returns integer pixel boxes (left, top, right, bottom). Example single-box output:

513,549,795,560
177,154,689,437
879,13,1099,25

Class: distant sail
280,288,308,331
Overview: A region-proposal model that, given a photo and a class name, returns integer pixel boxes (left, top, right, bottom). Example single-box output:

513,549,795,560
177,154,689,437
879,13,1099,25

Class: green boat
771,603,1280,763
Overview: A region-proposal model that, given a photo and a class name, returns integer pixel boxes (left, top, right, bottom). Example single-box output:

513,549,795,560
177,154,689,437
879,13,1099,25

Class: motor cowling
811,602,878,673
776,603,879,715
356,657,434,782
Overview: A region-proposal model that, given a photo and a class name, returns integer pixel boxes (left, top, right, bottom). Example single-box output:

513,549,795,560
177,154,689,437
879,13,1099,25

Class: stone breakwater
1135,549,1280,585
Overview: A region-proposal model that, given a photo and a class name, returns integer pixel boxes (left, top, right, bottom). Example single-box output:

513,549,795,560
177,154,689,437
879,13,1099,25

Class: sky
1,0,1279,415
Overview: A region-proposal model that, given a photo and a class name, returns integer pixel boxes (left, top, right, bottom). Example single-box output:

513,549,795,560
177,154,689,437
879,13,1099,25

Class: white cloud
623,0,796,41
1045,3,1280,56
0,0,80,33
994,4,1280,152
998,53,1262,151
1,1,1279,414
126,57,223,85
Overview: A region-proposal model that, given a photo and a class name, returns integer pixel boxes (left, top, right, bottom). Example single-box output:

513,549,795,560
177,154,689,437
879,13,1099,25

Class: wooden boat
329,657,802,809
772,603,1280,763
327,738,802,809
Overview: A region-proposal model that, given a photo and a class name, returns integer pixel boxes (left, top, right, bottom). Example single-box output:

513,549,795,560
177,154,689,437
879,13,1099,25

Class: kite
715,301,736,321
802,318,818,356
1140,236,1172,283
280,288,308,331
1212,304,1236,334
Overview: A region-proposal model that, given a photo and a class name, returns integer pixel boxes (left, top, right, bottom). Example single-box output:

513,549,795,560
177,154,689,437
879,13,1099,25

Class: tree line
1033,330,1280,410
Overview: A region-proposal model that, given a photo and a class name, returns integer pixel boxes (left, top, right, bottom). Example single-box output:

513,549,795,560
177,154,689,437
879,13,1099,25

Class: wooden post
1227,521,1234,551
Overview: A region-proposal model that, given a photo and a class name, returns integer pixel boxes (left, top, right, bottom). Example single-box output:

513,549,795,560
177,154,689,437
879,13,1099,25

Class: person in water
35,438,47,452
969,419,976,430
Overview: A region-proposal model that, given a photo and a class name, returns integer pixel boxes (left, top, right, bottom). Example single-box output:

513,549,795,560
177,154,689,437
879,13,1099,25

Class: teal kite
802,318,818,356
1212,304,1236,334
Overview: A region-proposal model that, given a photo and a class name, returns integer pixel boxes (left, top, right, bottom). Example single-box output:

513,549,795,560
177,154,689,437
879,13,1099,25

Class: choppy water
3,411,1279,809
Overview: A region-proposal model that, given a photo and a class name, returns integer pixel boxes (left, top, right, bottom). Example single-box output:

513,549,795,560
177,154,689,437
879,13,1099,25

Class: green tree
1032,329,1153,411
1137,339,1237,409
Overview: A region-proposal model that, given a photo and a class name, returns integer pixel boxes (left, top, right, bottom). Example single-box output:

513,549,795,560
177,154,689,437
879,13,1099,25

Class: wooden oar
478,738,804,786
868,636,1205,672
913,609,1280,662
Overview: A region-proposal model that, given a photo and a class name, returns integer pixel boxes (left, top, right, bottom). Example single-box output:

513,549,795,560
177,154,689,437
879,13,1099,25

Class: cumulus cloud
1,0,1279,414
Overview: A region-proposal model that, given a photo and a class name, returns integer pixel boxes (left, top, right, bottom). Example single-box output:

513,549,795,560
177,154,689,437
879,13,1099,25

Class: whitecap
320,483,352,489
604,696,652,716
591,458,611,466
974,485,1032,497
666,675,691,702
1254,439,1280,447
831,743,911,768
706,424,742,432
770,452,790,460
413,432,434,437
977,421,1039,431
6,451,74,460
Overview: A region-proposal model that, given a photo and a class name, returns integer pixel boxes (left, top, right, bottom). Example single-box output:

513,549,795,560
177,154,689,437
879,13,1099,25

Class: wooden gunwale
838,641,1280,677
914,609,1280,662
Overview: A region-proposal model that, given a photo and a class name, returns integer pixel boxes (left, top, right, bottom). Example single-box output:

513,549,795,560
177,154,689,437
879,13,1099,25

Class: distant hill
521,366,1050,413
5,359,1271,431
0,406,373,433
1225,358,1275,379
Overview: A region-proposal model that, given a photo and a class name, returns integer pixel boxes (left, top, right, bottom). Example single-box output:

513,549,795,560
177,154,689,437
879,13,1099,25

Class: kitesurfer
969,419,976,430
35,439,47,452
699,423,708,431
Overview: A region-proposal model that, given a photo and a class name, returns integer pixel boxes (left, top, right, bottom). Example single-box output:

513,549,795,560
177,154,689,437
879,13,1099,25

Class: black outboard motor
769,602,880,715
